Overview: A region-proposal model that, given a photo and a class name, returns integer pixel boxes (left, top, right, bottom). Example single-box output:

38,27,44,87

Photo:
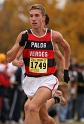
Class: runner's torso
23,28,56,77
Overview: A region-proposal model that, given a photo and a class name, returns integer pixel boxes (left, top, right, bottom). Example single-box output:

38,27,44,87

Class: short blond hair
29,4,46,16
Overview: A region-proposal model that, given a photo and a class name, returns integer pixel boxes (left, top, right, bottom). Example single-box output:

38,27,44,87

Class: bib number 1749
29,58,47,73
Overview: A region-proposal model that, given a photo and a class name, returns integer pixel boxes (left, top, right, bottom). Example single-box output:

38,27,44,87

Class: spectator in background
6,62,18,123
8,67,24,124
57,66,71,123
68,63,78,121
74,64,84,122
0,53,10,123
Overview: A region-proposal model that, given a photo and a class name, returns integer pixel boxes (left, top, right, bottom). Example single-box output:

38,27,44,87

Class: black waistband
25,74,50,77
25,72,56,78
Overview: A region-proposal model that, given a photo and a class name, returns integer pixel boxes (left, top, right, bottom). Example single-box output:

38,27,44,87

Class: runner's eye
30,14,33,18
35,14,39,17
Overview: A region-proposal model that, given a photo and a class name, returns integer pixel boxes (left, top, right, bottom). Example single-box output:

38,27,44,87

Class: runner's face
29,9,44,29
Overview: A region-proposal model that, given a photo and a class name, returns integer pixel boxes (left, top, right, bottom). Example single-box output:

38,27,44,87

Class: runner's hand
64,69,70,83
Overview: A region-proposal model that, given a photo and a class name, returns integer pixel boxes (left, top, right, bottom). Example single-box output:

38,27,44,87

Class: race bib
29,58,48,73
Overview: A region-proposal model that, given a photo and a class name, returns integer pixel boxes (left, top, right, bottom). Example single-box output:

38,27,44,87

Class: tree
58,1,84,62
